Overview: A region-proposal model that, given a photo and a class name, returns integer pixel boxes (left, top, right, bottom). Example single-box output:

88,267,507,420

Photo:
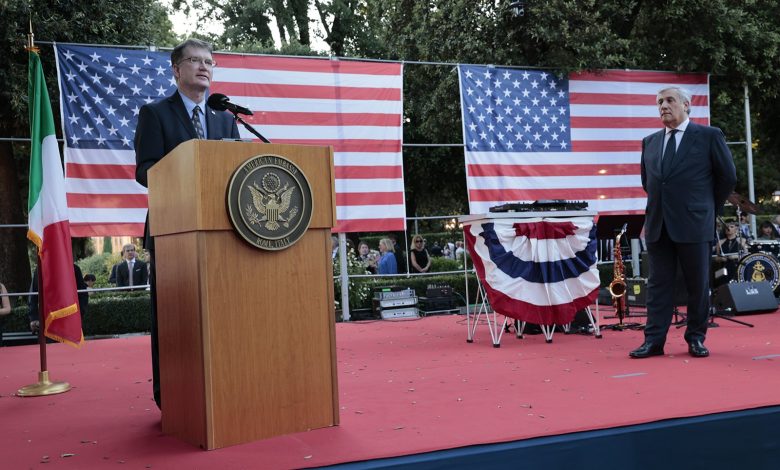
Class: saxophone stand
601,296,644,331
601,224,644,331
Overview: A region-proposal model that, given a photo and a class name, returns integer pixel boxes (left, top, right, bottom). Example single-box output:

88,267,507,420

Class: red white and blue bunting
464,217,600,325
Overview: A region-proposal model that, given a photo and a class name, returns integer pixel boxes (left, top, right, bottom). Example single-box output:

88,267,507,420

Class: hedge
2,267,618,338
1,291,151,337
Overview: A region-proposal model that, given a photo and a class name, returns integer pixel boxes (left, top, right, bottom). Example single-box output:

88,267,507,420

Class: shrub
430,256,460,273
0,291,151,338
333,250,372,309
76,252,123,287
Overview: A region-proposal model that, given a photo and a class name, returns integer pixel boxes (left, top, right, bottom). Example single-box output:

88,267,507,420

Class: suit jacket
29,265,89,322
116,259,149,287
135,90,241,249
640,122,737,244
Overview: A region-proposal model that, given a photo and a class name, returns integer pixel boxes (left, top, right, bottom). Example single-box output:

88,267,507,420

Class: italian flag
28,49,83,347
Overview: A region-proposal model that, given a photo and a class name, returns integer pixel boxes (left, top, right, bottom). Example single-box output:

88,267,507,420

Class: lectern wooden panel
148,140,338,449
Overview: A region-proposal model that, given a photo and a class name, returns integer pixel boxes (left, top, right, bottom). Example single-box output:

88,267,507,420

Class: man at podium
134,38,240,409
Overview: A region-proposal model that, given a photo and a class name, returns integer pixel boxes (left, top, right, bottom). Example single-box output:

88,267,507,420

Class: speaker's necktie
661,129,678,176
128,260,134,286
192,105,205,139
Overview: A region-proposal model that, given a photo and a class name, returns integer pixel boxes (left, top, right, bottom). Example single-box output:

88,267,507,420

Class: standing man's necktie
128,260,134,287
661,129,678,176
192,105,205,139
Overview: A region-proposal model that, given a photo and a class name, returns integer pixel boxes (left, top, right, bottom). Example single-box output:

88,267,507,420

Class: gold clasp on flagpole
26,18,39,53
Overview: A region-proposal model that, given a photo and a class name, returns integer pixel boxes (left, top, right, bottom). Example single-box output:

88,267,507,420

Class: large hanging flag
457,66,710,214
28,48,83,347
55,44,405,235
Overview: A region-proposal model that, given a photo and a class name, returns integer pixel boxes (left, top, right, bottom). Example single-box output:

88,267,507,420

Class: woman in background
409,235,431,273
757,221,777,240
377,238,398,275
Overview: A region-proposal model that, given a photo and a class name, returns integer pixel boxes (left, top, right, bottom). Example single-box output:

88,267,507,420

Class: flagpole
18,22,72,398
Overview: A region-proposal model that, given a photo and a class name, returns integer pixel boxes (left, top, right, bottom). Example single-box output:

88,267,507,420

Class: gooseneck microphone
206,93,254,116
207,93,270,143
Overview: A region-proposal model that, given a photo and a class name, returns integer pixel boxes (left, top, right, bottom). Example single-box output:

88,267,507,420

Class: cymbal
727,192,758,214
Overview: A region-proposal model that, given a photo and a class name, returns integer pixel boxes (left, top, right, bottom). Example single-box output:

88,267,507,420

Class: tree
173,0,312,50
371,0,780,216
0,0,175,294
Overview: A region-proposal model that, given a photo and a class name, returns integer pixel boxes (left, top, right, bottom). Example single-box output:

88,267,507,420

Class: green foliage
0,0,176,295
1,291,151,336
333,250,372,309
430,256,460,273
76,252,122,287
83,293,151,335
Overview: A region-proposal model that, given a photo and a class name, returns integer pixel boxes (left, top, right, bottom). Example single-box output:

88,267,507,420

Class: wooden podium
147,140,339,449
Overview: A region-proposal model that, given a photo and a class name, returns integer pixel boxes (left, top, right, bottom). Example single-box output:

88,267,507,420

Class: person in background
109,262,118,285
29,264,89,333
430,241,443,257
358,241,378,274
331,236,339,260
377,238,398,275
409,235,431,274
83,274,96,295
757,221,777,240
713,222,745,286
0,281,11,316
738,213,752,240
116,244,148,288
455,241,466,260
772,214,780,238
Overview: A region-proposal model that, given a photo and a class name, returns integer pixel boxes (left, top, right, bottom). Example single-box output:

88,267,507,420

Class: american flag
55,44,405,236
457,66,710,215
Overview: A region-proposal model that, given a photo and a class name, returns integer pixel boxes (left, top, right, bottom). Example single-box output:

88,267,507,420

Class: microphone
207,93,253,116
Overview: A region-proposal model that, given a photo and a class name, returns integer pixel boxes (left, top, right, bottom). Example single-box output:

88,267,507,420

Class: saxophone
608,224,628,320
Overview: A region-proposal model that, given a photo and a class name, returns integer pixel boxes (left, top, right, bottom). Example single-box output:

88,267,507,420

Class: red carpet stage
2,309,780,469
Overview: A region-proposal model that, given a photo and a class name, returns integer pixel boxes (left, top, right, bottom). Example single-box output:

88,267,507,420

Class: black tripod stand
707,305,754,328
675,289,755,330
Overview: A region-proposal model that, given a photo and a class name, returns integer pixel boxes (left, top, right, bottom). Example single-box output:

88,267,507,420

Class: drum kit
719,192,780,292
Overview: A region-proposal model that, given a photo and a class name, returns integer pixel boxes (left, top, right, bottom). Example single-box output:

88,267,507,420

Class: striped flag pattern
211,54,405,233
28,48,83,347
55,44,405,236
458,66,710,215
463,217,600,325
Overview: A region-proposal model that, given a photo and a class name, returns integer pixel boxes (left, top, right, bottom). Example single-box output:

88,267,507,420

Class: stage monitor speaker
712,282,778,315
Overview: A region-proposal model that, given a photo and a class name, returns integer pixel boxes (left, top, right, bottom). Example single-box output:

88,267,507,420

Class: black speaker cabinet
712,282,778,315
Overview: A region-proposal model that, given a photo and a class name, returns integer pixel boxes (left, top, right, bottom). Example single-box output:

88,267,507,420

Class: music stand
597,215,645,331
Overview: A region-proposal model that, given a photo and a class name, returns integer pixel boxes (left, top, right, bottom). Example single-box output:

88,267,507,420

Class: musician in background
631,86,736,359
713,222,745,286
757,221,777,240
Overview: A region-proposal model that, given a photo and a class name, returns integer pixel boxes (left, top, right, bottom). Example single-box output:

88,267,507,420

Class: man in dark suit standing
115,243,148,288
135,38,241,408
630,86,736,359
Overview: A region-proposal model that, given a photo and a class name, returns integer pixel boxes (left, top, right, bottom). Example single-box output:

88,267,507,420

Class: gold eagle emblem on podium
245,172,299,231
227,154,313,251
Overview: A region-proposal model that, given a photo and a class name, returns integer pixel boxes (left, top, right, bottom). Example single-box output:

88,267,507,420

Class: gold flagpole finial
27,18,39,53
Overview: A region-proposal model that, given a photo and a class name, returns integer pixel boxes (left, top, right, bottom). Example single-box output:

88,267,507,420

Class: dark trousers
645,224,712,345
149,248,161,408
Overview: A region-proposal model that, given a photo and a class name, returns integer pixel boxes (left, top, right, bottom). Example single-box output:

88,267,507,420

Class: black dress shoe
629,342,665,358
688,340,709,358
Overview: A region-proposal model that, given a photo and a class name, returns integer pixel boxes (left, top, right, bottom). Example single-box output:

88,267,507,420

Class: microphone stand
230,111,271,143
